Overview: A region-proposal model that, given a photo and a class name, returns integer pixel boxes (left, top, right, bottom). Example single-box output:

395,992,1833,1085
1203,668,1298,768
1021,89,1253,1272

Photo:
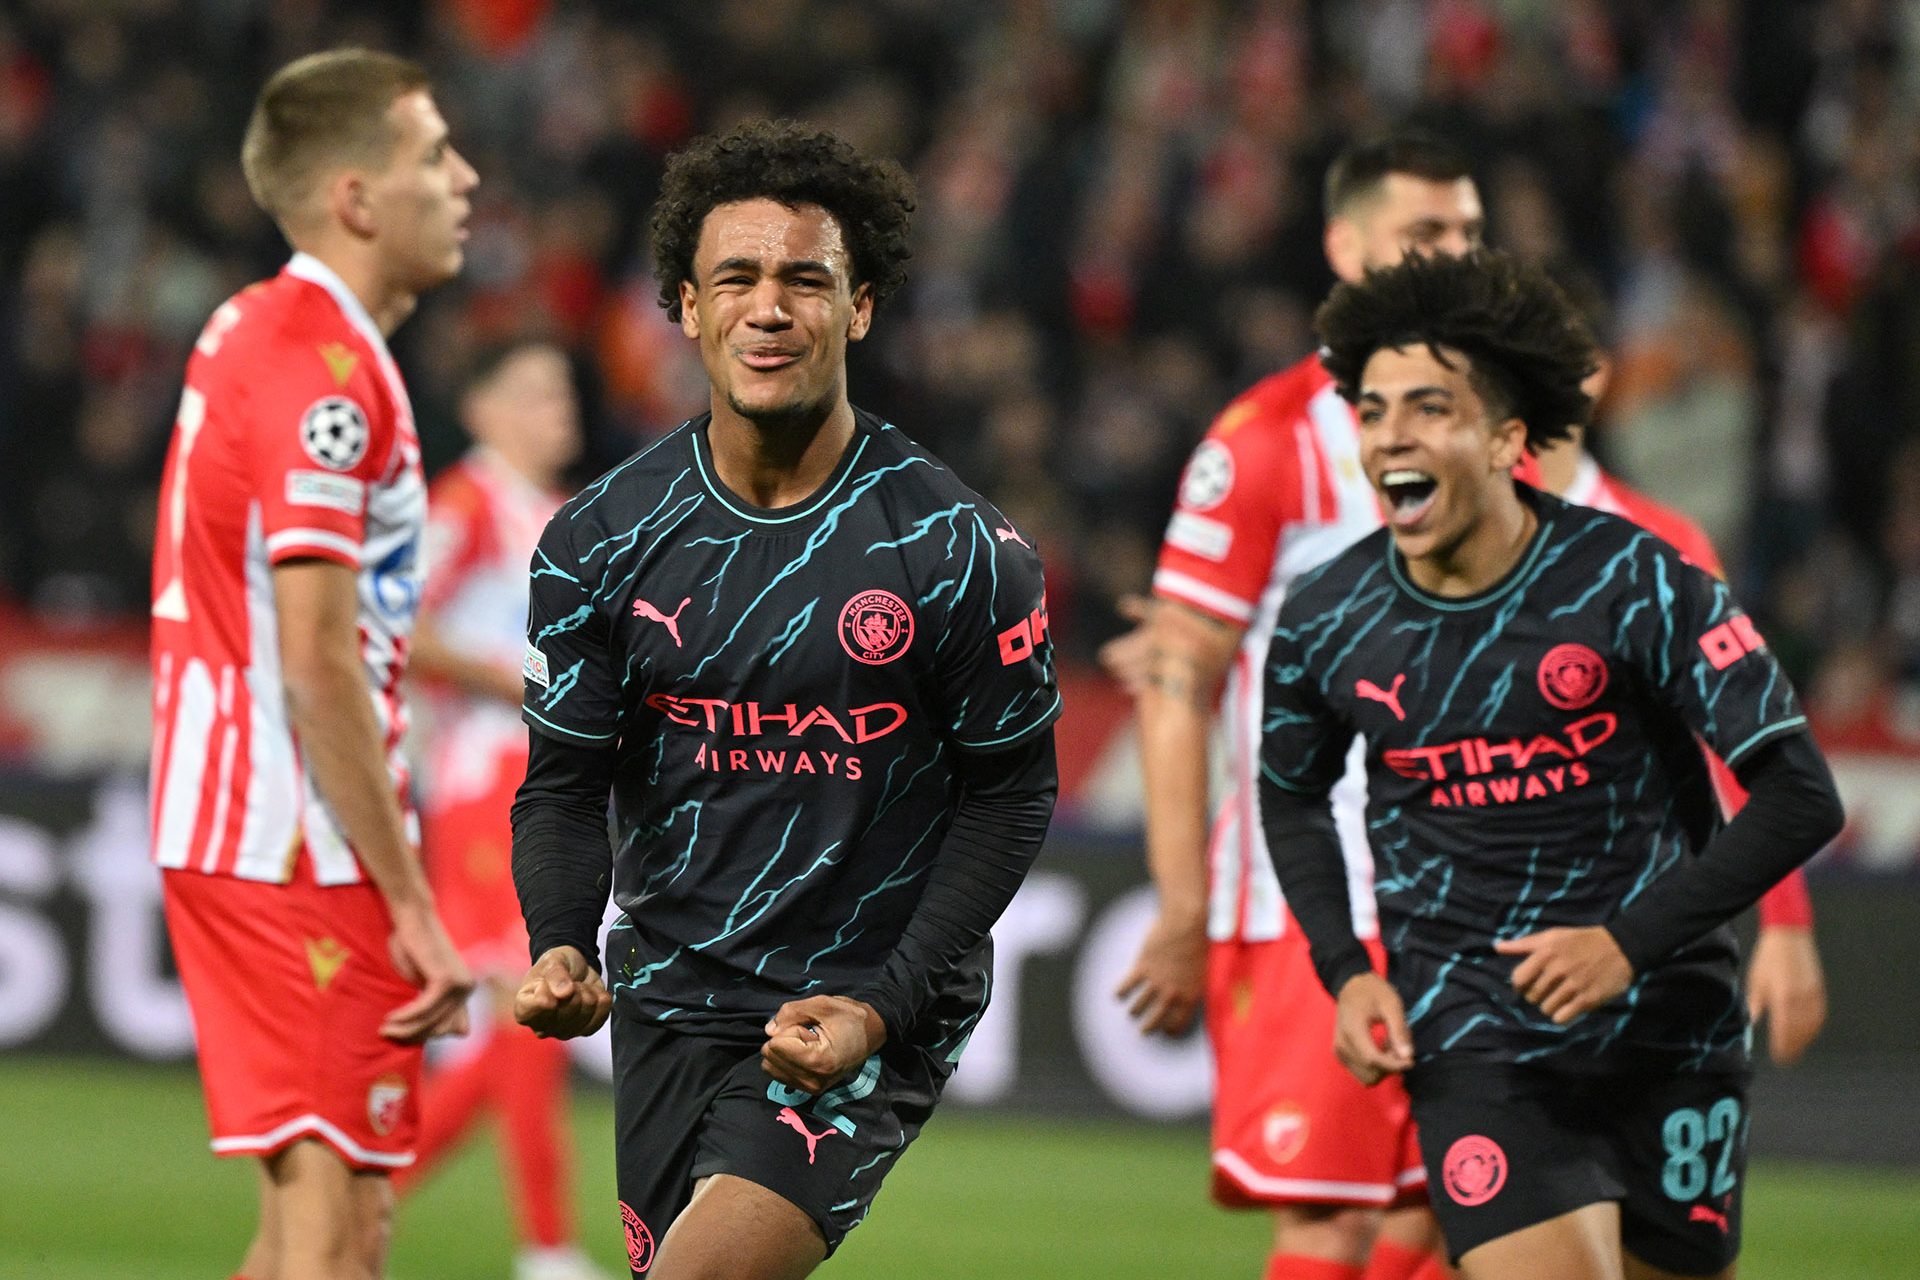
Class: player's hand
762,995,886,1095
1096,594,1155,697
513,945,612,1040
1746,926,1827,1065
1495,926,1634,1025
381,903,476,1043
1115,909,1208,1036
1332,973,1414,1085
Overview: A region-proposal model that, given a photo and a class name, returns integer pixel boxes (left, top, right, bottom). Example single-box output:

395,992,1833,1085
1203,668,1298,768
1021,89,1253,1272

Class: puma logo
632,596,691,648
1689,1204,1730,1234
994,526,1030,547
775,1106,837,1165
1355,672,1407,721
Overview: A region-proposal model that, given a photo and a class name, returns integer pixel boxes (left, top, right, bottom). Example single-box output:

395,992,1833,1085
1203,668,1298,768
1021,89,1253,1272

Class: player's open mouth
1380,468,1438,528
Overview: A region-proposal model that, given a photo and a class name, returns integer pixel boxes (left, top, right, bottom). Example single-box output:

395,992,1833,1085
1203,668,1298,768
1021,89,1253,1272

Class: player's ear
330,169,377,239
1490,416,1528,472
679,280,701,339
1325,216,1361,283
847,283,873,343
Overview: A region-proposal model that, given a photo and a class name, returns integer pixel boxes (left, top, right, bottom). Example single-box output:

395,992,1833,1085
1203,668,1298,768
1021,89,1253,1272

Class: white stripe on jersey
266,528,363,564
237,503,304,882
153,659,216,871
1209,378,1381,943
1153,567,1258,622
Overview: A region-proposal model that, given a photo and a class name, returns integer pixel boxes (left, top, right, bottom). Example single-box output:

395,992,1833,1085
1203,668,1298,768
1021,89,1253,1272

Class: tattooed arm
1115,597,1244,1035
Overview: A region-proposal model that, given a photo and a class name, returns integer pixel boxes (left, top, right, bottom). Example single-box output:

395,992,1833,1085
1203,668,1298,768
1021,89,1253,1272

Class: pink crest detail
839,590,914,665
1442,1134,1508,1207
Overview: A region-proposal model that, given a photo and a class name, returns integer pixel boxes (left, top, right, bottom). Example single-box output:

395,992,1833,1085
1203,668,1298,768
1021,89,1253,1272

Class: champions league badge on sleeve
299,396,371,471
839,590,914,665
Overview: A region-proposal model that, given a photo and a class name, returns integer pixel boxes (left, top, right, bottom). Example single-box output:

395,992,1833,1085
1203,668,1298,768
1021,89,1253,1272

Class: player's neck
1532,440,1581,495
293,238,417,337
1403,487,1539,598
706,397,857,509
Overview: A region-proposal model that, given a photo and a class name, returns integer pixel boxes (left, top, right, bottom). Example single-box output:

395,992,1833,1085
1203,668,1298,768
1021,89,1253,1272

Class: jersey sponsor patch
1698,615,1765,671
523,640,551,688
1166,511,1233,561
300,396,371,471
1179,440,1235,511
839,590,914,665
285,469,366,515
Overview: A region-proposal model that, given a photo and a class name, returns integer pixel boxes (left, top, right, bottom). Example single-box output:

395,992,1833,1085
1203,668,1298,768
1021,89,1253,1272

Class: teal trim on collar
691,426,870,526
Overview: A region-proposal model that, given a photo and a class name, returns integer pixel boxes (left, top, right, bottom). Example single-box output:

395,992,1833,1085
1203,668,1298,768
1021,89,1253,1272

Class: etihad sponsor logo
1699,614,1766,671
1385,712,1616,808
645,694,907,743
693,743,864,779
997,603,1050,667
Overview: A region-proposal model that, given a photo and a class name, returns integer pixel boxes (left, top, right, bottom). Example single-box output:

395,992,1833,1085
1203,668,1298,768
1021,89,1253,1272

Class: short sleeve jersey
1261,486,1807,1073
150,253,425,885
417,451,563,811
1150,357,1382,943
521,409,1060,1047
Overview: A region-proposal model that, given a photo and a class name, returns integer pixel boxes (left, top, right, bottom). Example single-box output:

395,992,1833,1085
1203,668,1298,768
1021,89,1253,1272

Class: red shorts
162,861,422,1170
1207,927,1426,1208
421,749,529,975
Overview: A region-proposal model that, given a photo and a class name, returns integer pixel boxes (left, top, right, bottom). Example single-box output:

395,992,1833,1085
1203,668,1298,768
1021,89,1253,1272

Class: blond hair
240,48,430,232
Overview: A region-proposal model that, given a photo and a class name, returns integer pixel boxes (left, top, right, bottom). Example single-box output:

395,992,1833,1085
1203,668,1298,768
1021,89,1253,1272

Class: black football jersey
1261,486,1806,1073
521,409,1060,1050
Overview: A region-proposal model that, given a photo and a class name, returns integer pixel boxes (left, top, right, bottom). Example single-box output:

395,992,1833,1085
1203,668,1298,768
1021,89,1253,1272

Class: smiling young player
506,121,1060,1279
1257,251,1844,1280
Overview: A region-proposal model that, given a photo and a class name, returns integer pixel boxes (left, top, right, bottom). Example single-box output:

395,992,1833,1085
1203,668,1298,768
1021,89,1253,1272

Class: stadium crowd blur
3,0,1919,739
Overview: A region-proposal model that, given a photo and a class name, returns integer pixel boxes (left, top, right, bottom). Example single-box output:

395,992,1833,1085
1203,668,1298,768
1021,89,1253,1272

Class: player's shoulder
854,409,1009,519
546,418,700,539
1539,486,1678,563
1597,474,1722,575
198,273,380,401
1280,525,1393,618
1215,354,1337,436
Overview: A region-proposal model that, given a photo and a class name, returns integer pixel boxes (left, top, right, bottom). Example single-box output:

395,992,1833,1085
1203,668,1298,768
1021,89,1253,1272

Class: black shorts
1407,1060,1749,1275
610,1015,947,1274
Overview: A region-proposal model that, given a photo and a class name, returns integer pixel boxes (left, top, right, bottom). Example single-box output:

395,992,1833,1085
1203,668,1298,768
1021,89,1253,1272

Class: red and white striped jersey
415,450,563,811
1152,356,1382,943
150,253,426,885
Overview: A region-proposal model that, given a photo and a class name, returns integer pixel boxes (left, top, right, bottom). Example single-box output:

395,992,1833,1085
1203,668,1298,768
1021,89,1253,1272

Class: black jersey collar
690,410,873,528
1386,481,1562,612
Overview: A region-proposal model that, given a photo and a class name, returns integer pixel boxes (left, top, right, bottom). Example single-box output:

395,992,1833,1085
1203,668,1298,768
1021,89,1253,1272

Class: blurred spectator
1,0,1917,709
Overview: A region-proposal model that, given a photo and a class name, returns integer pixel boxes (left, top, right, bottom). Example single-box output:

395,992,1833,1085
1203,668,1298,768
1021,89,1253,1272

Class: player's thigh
1613,1071,1750,1279
1406,1061,1622,1267
1623,1254,1735,1280
1207,936,1421,1213
1458,1201,1623,1280
610,1018,745,1277
650,1174,825,1280
695,1042,944,1258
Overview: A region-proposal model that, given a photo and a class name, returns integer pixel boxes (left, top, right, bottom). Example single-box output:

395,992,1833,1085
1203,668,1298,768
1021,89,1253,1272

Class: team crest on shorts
1537,643,1608,710
1261,1103,1310,1165
1442,1134,1507,1207
366,1073,409,1137
620,1200,655,1272
839,590,914,665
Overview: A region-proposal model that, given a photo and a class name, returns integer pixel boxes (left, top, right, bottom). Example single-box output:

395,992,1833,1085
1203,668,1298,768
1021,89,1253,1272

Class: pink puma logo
1355,672,1407,721
775,1106,837,1165
632,596,691,648
995,527,1030,547
1689,1204,1730,1234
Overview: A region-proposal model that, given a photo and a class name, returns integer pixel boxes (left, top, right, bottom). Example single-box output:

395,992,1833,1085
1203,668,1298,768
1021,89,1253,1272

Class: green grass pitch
1,1058,1914,1279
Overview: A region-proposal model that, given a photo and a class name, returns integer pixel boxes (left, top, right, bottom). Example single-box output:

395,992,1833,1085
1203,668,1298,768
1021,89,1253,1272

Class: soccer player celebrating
1111,132,1479,1280
403,339,610,1280
149,49,477,1280
508,121,1060,1278
1260,250,1844,1280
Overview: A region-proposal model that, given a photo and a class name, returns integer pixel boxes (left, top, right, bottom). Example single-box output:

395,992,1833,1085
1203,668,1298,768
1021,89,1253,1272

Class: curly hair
1315,250,1598,452
649,120,915,323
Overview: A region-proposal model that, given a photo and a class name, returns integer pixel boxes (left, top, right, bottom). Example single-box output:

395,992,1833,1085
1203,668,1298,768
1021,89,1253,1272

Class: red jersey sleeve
1152,387,1309,626
238,337,397,570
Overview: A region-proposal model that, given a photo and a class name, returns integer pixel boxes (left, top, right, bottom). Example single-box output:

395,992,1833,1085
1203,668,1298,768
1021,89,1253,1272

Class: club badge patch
840,590,914,665
1442,1134,1507,1207
366,1073,409,1137
1537,643,1608,711
1262,1103,1310,1165
620,1201,655,1273
300,396,370,471
1179,440,1234,511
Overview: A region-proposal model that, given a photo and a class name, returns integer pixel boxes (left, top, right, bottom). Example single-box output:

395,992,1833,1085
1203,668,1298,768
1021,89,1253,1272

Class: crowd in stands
3,0,1918,735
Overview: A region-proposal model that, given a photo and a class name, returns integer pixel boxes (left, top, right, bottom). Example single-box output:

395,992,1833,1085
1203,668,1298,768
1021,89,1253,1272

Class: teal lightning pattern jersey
1261,486,1806,1073
521,409,1060,1049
